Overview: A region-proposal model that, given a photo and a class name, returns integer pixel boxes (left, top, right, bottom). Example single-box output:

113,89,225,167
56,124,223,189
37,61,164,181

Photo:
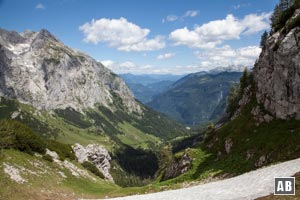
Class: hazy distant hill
147,72,242,126
120,74,183,103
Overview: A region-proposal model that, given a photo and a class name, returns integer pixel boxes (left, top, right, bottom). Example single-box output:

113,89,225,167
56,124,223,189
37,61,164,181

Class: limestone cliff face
0,28,142,113
254,9,300,119
72,143,113,182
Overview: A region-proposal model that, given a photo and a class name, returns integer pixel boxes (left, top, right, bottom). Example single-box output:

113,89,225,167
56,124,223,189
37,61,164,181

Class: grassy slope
0,98,166,151
0,149,119,200
152,92,300,189
2,87,300,198
117,122,161,149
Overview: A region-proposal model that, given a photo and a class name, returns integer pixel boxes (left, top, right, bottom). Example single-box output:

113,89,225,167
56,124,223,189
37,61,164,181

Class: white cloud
162,10,199,23
119,61,137,68
183,10,199,18
79,17,165,51
195,45,261,68
242,13,272,35
166,15,178,22
101,60,115,68
35,3,45,9
233,3,251,10
157,53,175,60
100,45,260,75
169,13,270,49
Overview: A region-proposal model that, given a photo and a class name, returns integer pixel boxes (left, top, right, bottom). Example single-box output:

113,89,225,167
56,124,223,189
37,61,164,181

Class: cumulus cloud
79,17,165,51
195,45,261,67
169,13,271,49
35,3,45,9
157,53,175,60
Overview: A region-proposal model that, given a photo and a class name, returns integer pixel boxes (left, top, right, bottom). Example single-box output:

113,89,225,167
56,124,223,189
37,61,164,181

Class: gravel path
101,158,300,200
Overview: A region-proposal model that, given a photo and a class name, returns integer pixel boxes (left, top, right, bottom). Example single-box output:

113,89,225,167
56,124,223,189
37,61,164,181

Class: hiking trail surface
94,158,300,200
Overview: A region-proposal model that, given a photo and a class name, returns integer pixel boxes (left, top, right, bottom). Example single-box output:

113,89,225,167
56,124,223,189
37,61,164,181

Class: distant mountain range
147,72,243,126
119,74,184,103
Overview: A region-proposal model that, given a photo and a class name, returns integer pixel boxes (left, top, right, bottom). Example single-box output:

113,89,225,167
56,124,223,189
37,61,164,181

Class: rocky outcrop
162,151,192,181
72,143,113,181
0,28,142,114
225,138,233,154
254,9,300,120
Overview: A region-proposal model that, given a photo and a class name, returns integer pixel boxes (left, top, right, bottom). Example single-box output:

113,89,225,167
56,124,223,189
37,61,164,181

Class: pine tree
270,4,281,30
260,31,269,48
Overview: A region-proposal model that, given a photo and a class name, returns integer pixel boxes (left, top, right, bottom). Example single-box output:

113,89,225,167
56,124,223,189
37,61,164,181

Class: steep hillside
0,28,188,144
0,28,189,198
148,72,242,126
155,6,300,188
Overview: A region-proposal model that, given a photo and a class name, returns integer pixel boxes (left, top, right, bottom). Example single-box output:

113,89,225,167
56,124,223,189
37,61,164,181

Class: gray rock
225,138,233,154
162,151,192,181
255,155,266,168
0,28,142,114
72,143,113,182
254,9,300,120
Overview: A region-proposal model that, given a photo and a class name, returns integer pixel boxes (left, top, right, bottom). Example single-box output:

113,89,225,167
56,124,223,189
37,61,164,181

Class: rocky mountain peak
32,29,60,45
0,28,142,114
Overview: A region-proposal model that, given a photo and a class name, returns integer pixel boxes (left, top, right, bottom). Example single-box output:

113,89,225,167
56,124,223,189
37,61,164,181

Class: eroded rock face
254,9,300,120
72,143,113,181
0,28,142,114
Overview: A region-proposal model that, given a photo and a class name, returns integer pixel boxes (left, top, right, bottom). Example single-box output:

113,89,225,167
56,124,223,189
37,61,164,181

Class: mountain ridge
0,28,141,113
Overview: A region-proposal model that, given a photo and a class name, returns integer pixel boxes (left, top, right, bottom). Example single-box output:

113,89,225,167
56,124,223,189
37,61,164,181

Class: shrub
0,120,46,155
110,161,151,187
43,154,54,162
82,161,104,179
114,145,159,178
226,69,254,117
46,140,76,161
271,0,300,32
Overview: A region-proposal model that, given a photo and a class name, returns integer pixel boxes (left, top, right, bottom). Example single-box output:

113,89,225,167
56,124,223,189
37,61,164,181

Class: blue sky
0,0,278,74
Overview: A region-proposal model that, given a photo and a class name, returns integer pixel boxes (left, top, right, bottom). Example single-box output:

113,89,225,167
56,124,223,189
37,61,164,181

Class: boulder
72,143,113,181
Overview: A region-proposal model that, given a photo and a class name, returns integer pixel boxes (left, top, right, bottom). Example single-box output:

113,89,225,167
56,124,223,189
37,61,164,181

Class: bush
226,69,254,117
110,161,151,187
43,154,54,162
271,0,300,32
0,120,46,155
114,145,159,178
0,120,75,160
46,140,76,161
82,161,104,179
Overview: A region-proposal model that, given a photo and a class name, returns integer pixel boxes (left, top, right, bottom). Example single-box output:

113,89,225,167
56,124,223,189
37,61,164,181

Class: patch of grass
55,107,92,129
46,140,76,161
155,89,300,188
117,122,161,149
0,120,46,155
0,149,121,200
82,161,104,179
42,154,54,162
